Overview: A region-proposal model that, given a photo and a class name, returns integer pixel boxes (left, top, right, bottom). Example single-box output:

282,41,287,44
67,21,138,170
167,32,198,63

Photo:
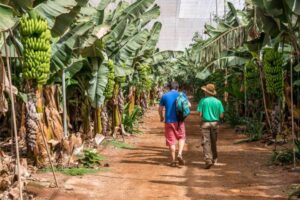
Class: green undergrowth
123,105,143,134
103,139,135,149
234,116,264,144
40,167,111,176
78,149,106,167
271,141,300,165
289,185,300,200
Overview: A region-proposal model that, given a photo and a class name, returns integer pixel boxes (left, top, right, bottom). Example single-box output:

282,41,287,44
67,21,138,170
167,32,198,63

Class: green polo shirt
197,96,224,122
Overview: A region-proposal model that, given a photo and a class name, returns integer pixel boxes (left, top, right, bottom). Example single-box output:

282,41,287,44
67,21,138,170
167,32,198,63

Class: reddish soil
27,105,299,200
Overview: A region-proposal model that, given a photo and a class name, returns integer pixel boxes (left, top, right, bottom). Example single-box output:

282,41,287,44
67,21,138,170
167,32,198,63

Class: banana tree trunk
94,107,102,136
112,84,121,138
43,85,63,141
101,104,108,136
128,86,136,115
26,95,47,165
36,86,44,113
81,98,90,135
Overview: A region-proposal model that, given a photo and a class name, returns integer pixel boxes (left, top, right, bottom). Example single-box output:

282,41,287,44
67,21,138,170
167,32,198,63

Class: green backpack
176,93,190,122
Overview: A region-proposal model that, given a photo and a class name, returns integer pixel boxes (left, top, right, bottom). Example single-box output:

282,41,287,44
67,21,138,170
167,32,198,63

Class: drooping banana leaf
64,57,86,79
147,50,184,67
79,24,110,55
114,64,133,77
106,1,129,24
117,29,150,66
51,0,89,36
140,4,160,27
196,67,211,80
0,3,16,32
139,21,162,55
204,55,249,69
34,0,78,30
50,22,93,72
88,57,109,108
121,0,155,20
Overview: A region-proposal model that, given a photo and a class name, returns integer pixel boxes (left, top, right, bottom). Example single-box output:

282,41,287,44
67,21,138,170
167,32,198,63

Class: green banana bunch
245,61,258,80
104,59,115,99
263,48,284,97
20,14,51,85
20,17,48,36
137,64,153,92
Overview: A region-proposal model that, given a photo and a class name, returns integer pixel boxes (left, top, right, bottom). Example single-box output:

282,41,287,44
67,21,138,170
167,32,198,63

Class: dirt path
29,105,299,200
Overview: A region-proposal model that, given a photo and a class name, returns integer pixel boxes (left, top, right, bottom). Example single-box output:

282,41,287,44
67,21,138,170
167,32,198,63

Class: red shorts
164,122,186,146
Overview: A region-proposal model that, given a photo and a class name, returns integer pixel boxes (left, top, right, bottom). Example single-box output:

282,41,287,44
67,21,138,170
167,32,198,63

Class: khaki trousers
201,122,218,164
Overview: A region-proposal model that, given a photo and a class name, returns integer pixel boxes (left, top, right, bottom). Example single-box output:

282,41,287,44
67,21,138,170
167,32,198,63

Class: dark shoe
170,161,177,167
204,162,213,169
177,155,185,165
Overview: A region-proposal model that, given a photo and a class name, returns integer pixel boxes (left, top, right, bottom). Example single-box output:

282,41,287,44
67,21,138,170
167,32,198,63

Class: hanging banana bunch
20,14,51,85
104,59,115,100
245,60,259,90
263,49,284,97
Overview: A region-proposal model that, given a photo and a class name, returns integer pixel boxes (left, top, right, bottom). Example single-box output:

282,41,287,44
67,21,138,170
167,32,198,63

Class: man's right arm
158,106,164,122
158,96,165,122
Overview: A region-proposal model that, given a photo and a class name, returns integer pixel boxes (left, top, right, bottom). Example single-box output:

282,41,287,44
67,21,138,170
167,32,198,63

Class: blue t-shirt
159,90,187,123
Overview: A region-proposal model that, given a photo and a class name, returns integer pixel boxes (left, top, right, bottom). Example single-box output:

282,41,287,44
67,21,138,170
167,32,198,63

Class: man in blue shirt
158,82,187,167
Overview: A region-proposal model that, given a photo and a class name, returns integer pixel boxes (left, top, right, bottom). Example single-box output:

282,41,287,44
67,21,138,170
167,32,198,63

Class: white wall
89,0,245,51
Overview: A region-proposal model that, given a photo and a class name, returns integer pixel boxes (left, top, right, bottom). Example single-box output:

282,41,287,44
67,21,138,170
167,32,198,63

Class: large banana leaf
139,21,161,55
140,4,160,27
88,57,109,108
64,57,86,79
106,1,129,24
147,51,184,66
34,0,79,32
79,25,110,57
122,0,155,19
196,67,211,80
0,3,16,32
114,65,133,77
51,0,89,36
118,29,150,65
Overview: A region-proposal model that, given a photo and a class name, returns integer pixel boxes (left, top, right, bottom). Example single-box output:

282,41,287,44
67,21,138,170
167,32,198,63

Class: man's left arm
219,102,225,121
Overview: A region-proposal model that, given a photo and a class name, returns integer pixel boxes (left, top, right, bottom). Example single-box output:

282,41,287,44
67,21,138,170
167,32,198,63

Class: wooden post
290,57,296,168
3,31,23,200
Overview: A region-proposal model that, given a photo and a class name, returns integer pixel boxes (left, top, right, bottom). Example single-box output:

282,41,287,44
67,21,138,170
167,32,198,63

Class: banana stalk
101,104,109,136
94,107,102,135
128,86,135,115
113,84,121,129
35,85,43,113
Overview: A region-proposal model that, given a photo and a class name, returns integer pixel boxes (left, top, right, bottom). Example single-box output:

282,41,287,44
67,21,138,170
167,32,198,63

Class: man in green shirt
197,84,224,169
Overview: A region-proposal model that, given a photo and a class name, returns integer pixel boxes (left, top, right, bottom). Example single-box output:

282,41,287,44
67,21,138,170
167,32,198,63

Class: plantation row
1,0,300,198
0,0,180,167
164,0,300,166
